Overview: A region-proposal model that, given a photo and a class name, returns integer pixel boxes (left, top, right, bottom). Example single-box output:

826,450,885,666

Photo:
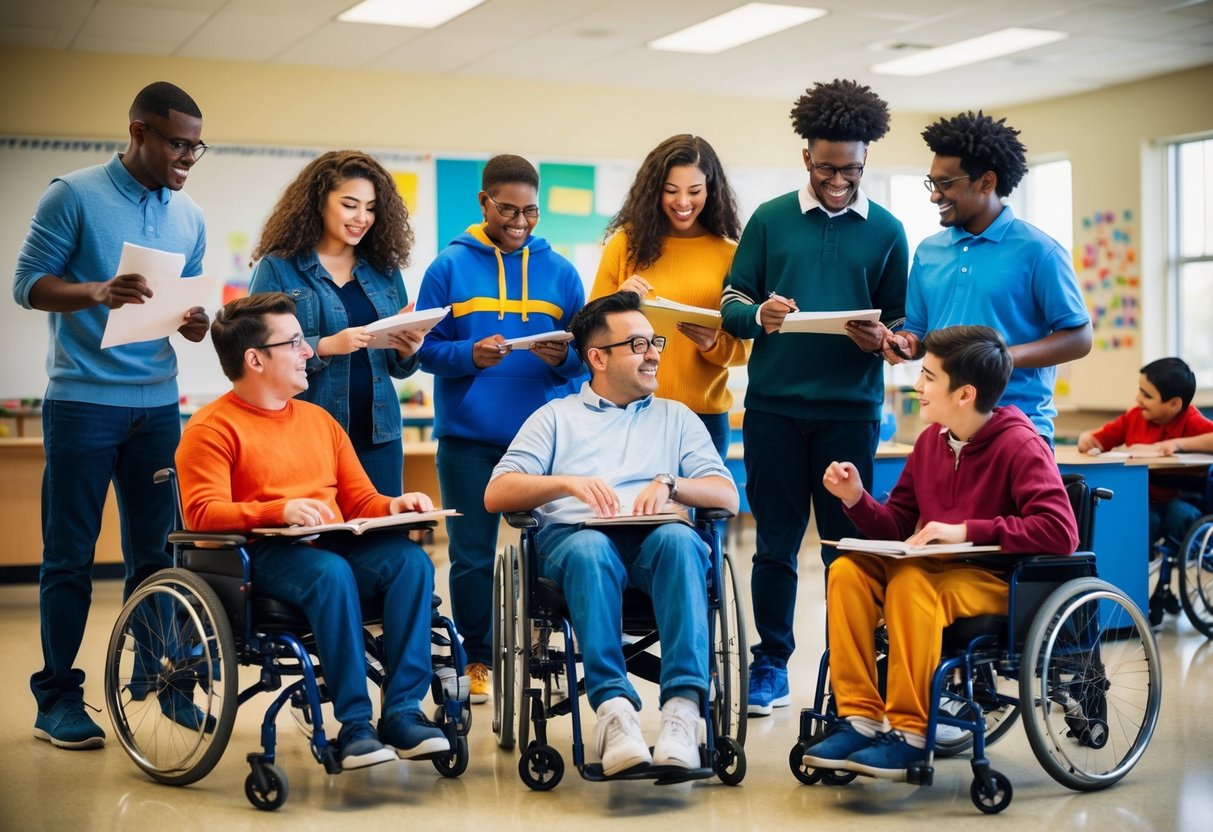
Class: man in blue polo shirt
485,291,737,778
880,111,1091,444
13,81,210,749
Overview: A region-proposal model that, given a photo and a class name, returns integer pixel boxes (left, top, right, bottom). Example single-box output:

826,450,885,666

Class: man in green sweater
721,79,909,716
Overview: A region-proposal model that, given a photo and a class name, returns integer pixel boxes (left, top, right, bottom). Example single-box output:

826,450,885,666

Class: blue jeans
250,530,434,722
743,410,878,668
355,437,404,497
436,437,506,665
536,522,709,710
1150,498,1203,548
32,400,179,712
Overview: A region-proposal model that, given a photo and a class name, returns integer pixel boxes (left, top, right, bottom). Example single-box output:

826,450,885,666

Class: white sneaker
594,697,652,776
652,696,702,769
935,695,972,743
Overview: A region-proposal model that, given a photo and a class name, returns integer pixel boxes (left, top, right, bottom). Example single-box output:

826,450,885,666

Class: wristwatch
654,473,678,499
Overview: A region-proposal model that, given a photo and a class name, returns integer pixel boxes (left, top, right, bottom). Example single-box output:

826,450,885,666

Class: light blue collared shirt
904,206,1089,439
491,382,734,528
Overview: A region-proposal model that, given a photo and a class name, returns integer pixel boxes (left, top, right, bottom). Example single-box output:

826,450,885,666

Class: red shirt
1093,406,1213,501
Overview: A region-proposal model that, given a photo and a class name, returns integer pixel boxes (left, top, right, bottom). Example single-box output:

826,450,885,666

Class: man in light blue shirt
880,111,1091,442
485,291,737,778
13,81,210,749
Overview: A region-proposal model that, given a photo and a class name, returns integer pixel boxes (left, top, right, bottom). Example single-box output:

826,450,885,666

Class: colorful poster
1078,209,1139,351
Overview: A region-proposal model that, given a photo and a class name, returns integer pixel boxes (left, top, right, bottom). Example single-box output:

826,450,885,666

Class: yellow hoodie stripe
451,297,563,319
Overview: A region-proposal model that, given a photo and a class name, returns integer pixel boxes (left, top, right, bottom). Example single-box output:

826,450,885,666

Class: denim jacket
248,250,420,444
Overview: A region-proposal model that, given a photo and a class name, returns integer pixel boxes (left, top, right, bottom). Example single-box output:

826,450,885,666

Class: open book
584,509,692,528
253,508,458,537
501,330,574,350
779,308,880,335
364,306,450,349
641,297,722,330
825,538,1001,558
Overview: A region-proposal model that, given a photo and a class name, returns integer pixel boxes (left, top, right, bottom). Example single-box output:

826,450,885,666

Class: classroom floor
1,528,1210,832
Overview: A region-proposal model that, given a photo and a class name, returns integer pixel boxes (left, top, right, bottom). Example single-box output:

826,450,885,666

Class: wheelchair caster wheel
788,743,823,785
1080,718,1109,749
245,763,289,811
519,743,564,791
970,769,1012,814
432,736,469,778
713,735,746,785
821,769,858,786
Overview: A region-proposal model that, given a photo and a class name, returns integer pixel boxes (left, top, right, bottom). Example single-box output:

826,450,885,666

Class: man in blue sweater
721,79,908,716
13,81,210,749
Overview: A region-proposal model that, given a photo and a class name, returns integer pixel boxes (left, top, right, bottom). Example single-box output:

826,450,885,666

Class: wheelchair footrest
906,762,934,786
579,762,716,784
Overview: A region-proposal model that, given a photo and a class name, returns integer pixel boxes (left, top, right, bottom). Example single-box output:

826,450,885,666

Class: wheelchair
491,508,748,790
102,469,471,811
1147,465,1213,635
789,475,1163,814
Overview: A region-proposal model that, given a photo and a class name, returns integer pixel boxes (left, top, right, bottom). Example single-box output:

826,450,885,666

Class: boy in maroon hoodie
803,325,1078,779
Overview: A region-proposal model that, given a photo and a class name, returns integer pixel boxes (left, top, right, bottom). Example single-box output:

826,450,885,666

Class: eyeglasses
254,334,304,351
593,335,667,355
137,121,209,160
923,174,971,194
485,194,539,220
809,161,865,181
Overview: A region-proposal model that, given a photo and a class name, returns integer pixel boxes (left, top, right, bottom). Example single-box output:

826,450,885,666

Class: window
1012,159,1073,253
1170,137,1213,389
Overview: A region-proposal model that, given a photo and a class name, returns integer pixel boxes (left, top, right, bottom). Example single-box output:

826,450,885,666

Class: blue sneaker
846,730,926,780
33,699,106,750
378,709,450,760
802,720,875,769
335,721,396,770
747,663,790,716
158,686,217,734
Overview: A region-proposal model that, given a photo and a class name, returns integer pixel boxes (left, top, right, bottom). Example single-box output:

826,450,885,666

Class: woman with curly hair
591,134,748,456
249,150,422,495
719,79,909,715
880,111,1091,444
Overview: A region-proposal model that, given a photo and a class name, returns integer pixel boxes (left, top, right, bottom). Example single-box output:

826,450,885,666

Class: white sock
844,715,883,738
898,730,927,750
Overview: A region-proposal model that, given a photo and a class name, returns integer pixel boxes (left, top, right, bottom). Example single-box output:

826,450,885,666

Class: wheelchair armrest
695,507,735,522
1092,486,1114,502
168,530,248,547
504,511,539,529
153,467,176,485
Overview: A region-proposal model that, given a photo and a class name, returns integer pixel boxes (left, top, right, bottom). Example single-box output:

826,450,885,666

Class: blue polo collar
105,153,172,207
949,204,1015,245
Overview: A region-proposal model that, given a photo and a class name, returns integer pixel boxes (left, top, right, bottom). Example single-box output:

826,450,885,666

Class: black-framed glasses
254,334,304,351
137,121,209,160
809,160,865,181
593,335,667,355
485,194,539,220
923,174,971,194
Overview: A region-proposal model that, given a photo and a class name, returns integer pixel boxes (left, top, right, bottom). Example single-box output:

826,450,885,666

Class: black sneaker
335,721,396,770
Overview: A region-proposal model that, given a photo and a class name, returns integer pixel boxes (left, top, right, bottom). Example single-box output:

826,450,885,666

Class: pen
766,291,798,312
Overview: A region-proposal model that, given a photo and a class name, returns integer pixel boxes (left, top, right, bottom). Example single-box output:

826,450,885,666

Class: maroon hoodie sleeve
965,439,1079,554
844,447,925,541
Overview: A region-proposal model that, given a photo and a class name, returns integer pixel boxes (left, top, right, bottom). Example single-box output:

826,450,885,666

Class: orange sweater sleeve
176,392,391,532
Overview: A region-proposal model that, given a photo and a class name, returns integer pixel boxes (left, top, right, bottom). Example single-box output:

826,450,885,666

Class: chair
1148,464,1213,633
788,475,1163,814
491,509,747,790
102,468,471,811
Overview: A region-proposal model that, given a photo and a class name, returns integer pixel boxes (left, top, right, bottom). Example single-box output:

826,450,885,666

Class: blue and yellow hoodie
416,224,586,448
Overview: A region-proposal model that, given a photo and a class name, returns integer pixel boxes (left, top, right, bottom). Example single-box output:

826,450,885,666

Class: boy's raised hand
822,461,863,508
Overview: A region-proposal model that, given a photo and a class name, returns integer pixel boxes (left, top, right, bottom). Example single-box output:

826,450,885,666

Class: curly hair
921,111,1028,198
603,134,742,271
252,150,414,273
790,79,890,144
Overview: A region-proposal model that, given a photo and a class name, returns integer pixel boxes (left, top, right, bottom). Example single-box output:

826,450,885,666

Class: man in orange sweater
176,292,447,771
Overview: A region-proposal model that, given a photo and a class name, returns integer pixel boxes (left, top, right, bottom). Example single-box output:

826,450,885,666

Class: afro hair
921,111,1028,198
790,79,891,144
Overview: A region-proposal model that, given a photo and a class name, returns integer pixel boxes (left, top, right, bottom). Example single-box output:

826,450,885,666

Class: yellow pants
826,553,1009,736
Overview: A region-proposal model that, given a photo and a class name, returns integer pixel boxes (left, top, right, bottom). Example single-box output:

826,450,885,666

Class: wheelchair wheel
970,769,1012,814
713,735,746,785
1019,578,1161,791
245,762,289,811
711,551,748,746
432,735,469,778
1178,516,1213,639
105,568,238,786
934,665,1020,758
519,742,564,791
491,548,517,748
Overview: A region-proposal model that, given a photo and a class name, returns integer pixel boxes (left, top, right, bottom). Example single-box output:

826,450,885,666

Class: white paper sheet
100,243,214,348
363,306,450,349
501,330,574,350
779,308,881,335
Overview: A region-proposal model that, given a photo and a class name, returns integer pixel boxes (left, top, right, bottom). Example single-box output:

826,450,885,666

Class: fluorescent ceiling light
648,3,827,54
338,0,487,29
871,27,1068,76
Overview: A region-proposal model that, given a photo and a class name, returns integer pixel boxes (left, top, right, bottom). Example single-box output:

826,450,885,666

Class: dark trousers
743,409,878,668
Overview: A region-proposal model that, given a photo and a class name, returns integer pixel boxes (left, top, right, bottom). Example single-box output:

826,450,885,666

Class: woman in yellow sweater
591,134,748,456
